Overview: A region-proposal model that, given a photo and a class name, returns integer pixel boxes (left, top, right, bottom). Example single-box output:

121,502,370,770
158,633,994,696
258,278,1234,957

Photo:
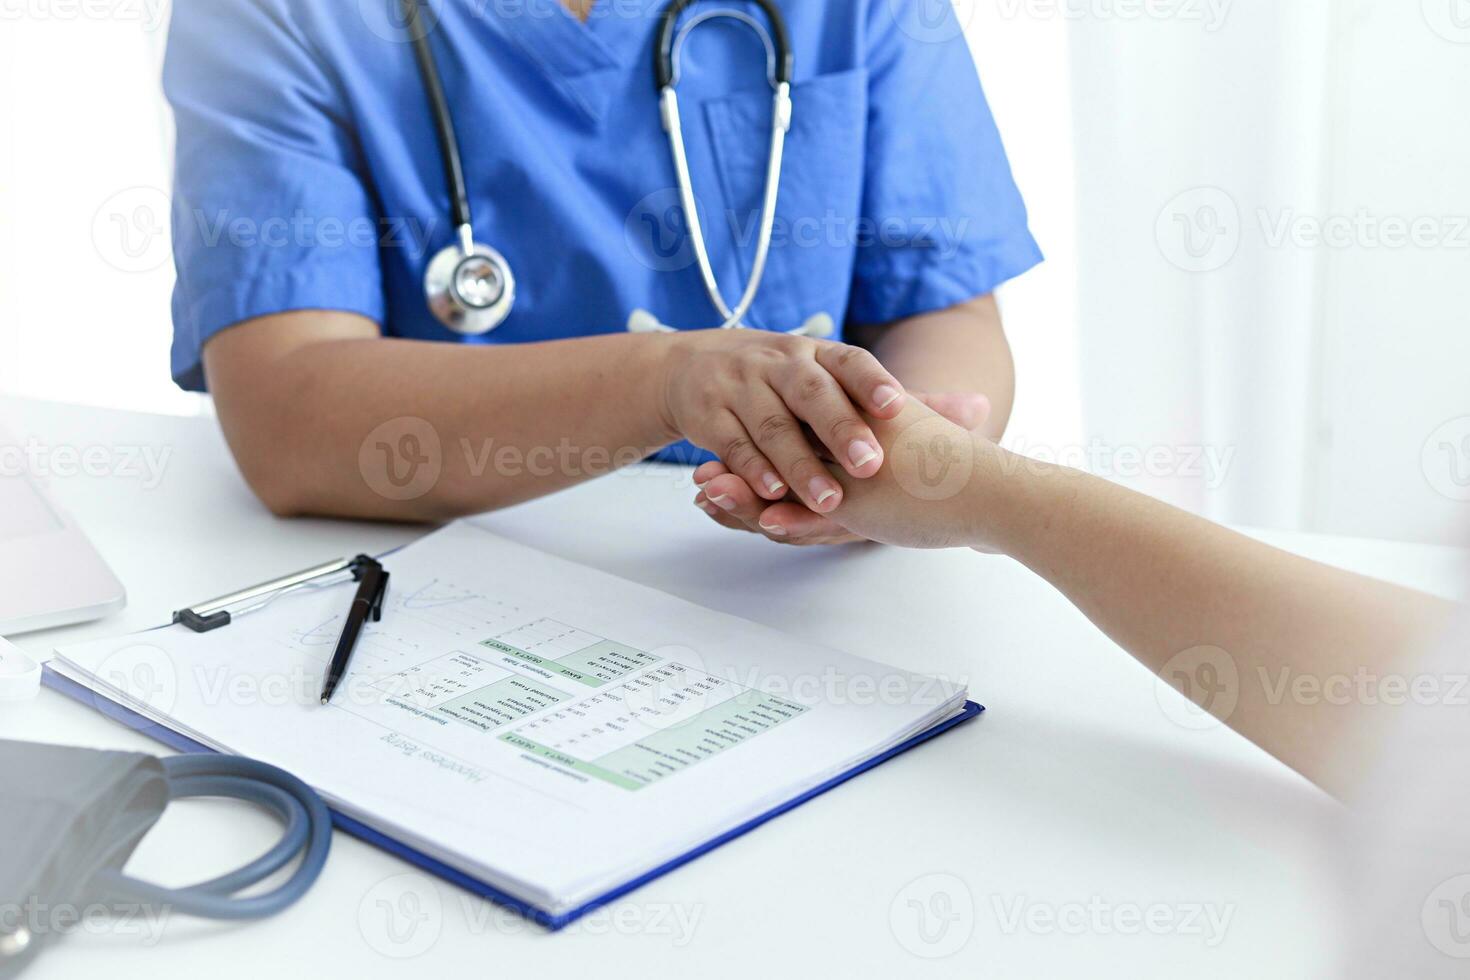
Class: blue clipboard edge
42,665,983,931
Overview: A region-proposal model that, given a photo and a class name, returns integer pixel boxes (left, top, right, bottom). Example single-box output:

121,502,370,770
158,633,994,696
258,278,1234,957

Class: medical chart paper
50,522,970,918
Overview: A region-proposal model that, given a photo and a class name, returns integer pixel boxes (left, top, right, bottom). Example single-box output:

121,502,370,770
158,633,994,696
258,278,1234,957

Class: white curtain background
0,4,189,416
1,0,1465,545
1069,0,1470,545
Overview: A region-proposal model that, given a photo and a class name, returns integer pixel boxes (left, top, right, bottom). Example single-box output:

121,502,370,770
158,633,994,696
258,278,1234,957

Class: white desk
3,396,1466,979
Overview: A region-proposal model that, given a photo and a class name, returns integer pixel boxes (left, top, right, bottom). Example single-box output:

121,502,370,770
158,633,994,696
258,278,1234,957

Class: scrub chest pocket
702,69,870,332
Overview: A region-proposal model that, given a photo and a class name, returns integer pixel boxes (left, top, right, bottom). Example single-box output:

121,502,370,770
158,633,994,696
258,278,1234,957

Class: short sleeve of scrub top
164,0,1042,459
165,0,387,391
845,1,1044,326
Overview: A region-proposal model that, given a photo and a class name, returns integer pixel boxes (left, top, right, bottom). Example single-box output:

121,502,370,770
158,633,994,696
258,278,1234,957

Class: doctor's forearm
854,295,1015,440
205,311,912,523
204,314,678,522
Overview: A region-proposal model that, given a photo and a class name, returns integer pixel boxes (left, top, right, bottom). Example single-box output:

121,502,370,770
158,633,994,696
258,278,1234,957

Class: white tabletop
3,396,1466,979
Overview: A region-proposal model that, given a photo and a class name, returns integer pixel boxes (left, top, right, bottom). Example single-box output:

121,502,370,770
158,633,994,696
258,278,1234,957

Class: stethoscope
399,0,833,339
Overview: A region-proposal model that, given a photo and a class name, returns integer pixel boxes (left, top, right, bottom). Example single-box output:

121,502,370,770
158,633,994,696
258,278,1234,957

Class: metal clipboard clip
172,555,381,633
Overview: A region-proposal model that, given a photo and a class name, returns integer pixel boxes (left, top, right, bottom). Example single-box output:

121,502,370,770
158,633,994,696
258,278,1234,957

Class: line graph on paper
267,576,531,681
389,578,525,634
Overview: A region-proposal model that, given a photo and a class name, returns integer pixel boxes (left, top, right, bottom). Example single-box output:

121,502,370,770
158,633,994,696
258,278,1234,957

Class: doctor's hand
660,331,909,516
692,393,992,547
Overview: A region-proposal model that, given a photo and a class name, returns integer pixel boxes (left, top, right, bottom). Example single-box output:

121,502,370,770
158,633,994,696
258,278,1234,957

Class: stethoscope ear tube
649,0,800,332
655,0,793,91
399,0,472,233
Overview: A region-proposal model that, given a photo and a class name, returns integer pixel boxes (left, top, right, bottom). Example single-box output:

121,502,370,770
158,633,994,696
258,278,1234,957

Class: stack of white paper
50,522,971,919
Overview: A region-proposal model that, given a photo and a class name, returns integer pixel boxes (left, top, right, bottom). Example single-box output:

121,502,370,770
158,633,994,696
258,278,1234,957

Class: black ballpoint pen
319,556,389,705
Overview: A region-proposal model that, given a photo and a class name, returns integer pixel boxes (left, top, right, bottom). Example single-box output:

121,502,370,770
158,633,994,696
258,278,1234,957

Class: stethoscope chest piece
425,238,517,336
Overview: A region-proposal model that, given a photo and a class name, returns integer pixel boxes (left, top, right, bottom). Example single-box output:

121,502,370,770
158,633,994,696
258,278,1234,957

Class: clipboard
43,667,982,930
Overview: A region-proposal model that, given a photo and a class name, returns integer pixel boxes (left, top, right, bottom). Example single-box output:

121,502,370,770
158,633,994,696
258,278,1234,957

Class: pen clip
350,555,389,623
370,571,390,622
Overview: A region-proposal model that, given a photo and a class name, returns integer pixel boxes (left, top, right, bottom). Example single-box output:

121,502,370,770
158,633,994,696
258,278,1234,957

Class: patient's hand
817,399,992,549
694,394,991,547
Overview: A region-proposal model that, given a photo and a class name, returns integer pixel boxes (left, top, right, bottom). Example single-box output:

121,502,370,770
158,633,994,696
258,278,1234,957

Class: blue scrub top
165,0,1042,464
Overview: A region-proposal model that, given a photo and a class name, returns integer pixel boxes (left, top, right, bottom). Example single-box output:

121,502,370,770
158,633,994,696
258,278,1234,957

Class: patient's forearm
981,452,1457,796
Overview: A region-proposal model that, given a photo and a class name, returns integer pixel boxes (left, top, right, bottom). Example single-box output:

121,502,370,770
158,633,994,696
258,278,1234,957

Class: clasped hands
654,329,992,547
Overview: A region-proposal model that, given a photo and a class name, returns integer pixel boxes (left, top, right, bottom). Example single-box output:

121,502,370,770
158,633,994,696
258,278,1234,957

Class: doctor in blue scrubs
166,0,1041,543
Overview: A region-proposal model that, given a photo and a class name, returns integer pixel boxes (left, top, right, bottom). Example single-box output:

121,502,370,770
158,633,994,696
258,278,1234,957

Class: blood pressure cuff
0,740,168,979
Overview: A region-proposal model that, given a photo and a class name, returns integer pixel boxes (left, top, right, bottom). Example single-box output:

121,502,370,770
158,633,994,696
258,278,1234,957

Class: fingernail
763,474,786,496
695,481,708,491
698,500,716,513
759,523,788,537
810,481,840,510
848,441,879,469
709,494,738,512
874,385,903,411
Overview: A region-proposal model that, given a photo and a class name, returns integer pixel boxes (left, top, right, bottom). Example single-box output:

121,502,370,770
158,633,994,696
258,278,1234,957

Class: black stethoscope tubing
400,0,472,234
